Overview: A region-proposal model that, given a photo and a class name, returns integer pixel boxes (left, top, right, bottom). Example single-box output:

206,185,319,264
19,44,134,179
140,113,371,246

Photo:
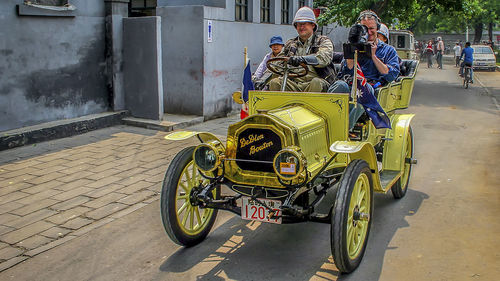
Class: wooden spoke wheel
391,126,414,199
331,159,374,273
160,146,219,246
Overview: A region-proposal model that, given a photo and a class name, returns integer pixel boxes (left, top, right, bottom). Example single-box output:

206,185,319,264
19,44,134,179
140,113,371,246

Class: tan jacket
280,34,335,83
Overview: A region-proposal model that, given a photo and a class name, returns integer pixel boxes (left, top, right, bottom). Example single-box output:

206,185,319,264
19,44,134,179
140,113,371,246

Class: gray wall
0,0,108,132
202,17,298,117
157,6,204,115
156,1,317,118
123,16,164,120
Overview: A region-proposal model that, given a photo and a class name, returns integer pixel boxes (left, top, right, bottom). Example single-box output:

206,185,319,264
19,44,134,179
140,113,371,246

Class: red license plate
241,197,282,224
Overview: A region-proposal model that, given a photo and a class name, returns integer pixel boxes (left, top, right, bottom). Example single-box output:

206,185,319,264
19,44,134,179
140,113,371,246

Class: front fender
330,141,383,192
382,114,415,171
164,131,224,147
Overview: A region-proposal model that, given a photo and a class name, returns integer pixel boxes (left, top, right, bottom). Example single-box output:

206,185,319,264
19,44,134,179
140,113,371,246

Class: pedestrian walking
436,37,444,69
425,40,434,68
453,42,461,67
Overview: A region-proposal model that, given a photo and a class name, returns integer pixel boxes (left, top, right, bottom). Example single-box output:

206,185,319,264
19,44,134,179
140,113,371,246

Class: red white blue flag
355,65,391,129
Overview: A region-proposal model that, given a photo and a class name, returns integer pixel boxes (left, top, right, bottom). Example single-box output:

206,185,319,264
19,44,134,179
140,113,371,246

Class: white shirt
253,52,272,80
453,45,461,56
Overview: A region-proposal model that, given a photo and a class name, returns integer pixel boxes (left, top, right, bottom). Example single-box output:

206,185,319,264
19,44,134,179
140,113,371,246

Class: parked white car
471,45,496,71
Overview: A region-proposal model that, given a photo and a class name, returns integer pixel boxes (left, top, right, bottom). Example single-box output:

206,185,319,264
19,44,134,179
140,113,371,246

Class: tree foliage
315,0,499,41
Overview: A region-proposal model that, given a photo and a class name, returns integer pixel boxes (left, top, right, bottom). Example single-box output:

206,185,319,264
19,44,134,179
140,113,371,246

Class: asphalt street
0,62,499,281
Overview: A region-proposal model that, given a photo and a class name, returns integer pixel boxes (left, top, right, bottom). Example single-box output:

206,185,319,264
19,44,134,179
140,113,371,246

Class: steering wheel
266,57,308,78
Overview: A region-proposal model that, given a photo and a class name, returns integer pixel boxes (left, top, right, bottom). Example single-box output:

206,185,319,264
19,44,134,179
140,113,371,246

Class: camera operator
328,10,400,129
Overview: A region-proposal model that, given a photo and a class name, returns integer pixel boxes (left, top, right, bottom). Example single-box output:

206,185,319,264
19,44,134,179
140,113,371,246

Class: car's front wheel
331,159,373,273
160,146,219,247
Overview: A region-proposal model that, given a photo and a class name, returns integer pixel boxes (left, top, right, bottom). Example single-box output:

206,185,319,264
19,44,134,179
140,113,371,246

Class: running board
379,170,401,192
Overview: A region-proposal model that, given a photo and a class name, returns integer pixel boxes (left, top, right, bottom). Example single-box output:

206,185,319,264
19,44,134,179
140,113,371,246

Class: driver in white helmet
268,6,334,92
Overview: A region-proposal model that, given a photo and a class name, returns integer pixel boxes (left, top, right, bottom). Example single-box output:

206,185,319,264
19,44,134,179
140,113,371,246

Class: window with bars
129,0,157,17
299,0,307,7
260,0,270,23
281,0,290,24
236,0,249,22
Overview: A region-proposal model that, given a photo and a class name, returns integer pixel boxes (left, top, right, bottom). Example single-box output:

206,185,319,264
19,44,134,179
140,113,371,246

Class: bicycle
463,65,472,89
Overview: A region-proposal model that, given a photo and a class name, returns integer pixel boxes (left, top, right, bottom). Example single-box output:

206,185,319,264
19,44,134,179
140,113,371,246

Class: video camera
343,24,372,59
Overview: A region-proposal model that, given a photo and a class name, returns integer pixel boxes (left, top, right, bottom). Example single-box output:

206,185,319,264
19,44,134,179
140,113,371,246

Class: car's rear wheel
160,146,219,247
391,126,414,199
331,159,373,273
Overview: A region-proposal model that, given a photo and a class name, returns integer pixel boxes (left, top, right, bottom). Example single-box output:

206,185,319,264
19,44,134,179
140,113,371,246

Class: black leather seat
396,60,418,81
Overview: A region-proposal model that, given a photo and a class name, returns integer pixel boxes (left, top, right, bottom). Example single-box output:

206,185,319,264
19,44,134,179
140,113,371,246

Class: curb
0,111,128,151
122,115,205,132
0,112,209,151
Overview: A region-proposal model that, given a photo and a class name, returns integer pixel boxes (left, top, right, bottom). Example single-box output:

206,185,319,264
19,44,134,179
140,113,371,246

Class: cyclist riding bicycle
459,42,474,83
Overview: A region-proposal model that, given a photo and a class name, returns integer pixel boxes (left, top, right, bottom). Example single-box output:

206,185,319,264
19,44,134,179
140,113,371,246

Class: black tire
391,126,414,199
331,159,374,273
160,146,219,247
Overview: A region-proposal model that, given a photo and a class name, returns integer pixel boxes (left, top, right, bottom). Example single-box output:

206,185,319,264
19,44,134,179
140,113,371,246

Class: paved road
0,63,499,280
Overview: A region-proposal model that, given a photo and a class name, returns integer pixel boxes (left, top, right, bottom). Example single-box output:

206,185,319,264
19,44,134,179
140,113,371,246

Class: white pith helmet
377,23,389,41
293,7,317,31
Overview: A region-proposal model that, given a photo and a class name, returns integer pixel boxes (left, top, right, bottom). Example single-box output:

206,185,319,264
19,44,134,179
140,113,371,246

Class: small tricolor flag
241,60,254,119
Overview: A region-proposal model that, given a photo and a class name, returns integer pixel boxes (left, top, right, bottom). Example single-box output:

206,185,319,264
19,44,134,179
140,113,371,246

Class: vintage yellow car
160,54,419,273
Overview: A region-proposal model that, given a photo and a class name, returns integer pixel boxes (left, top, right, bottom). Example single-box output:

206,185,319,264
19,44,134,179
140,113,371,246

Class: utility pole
466,25,469,42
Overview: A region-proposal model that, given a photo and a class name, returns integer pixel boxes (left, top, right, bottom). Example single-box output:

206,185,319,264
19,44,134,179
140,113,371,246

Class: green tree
315,0,499,43
315,0,462,29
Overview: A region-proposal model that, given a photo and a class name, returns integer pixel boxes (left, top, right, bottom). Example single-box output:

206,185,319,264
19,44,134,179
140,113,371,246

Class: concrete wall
0,0,108,132
157,6,204,115
123,16,163,120
156,0,319,118
202,15,298,117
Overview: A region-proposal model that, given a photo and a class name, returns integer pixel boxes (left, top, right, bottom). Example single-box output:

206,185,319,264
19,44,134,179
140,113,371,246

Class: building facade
1,0,349,132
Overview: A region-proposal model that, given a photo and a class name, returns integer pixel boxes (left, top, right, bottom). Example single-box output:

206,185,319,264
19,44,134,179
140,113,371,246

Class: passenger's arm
370,42,391,75
253,54,270,80
378,47,400,83
314,38,334,67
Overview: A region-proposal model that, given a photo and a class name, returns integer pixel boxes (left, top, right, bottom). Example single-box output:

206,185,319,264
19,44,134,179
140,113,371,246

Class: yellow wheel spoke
195,207,202,226
177,202,189,216
347,225,354,247
359,205,367,213
179,182,189,193
189,208,194,229
181,206,190,226
191,163,197,186
357,189,365,206
183,166,192,185
177,194,189,200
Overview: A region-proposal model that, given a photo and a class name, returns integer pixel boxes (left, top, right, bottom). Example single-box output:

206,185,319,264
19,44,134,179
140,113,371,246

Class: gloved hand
288,56,306,67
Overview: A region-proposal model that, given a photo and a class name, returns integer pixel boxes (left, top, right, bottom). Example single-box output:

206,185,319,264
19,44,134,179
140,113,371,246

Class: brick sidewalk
0,114,238,271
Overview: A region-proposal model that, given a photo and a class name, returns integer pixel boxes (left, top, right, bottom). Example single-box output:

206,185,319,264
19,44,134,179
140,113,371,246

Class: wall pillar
104,0,129,111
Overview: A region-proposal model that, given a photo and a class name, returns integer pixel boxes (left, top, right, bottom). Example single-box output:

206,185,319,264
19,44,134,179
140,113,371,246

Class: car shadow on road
158,188,428,281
